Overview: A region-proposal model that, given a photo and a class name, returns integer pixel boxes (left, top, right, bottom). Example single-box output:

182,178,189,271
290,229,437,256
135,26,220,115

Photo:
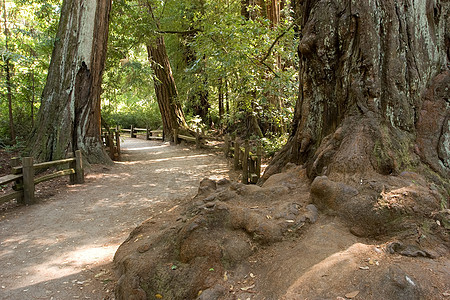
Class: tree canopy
1,0,298,157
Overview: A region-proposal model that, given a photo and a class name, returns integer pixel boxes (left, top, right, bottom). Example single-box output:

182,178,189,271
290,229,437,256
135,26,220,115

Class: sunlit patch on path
0,138,230,299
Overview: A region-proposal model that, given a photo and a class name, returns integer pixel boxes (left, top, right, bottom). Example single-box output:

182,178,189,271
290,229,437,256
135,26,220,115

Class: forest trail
0,138,230,300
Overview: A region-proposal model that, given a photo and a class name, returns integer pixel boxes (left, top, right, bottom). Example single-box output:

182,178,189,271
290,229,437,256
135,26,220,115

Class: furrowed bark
264,0,449,182
147,35,187,141
30,0,112,163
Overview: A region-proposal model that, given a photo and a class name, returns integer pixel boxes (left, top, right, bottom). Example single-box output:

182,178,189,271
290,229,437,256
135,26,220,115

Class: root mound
114,165,449,299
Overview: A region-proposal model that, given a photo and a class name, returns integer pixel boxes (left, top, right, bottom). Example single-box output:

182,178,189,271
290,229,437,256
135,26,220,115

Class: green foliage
261,133,289,157
171,0,298,137
2,0,299,158
0,0,60,145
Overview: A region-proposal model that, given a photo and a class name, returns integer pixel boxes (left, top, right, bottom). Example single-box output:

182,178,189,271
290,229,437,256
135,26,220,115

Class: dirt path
0,138,231,300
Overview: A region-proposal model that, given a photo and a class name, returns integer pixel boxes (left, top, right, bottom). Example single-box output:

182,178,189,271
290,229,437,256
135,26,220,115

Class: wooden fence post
130,125,135,138
242,140,249,184
116,130,120,156
11,157,23,204
196,129,201,149
256,141,262,181
108,132,115,159
115,130,121,157
173,128,179,145
69,152,76,184
22,157,35,204
146,127,150,140
234,138,240,170
224,135,230,157
74,150,84,184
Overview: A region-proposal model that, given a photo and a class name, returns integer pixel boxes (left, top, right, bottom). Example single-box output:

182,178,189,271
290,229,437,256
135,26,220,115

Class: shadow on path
0,138,230,299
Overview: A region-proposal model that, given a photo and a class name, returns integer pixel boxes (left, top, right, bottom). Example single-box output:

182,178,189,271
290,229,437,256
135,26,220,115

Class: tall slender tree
2,0,15,144
30,0,112,162
145,2,187,140
147,35,187,139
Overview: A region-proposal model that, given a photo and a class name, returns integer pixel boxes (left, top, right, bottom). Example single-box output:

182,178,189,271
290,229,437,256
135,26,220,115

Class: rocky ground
114,164,450,300
1,137,449,300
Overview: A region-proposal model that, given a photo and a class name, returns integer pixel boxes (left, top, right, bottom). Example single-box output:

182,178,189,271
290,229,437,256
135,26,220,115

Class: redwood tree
2,0,15,144
144,2,187,140
147,35,187,140
264,0,449,184
30,0,111,163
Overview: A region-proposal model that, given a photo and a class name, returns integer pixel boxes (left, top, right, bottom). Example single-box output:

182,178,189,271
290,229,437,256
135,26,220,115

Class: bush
261,133,289,157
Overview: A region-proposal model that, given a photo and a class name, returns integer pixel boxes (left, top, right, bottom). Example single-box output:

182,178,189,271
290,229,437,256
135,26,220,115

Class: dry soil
0,137,231,300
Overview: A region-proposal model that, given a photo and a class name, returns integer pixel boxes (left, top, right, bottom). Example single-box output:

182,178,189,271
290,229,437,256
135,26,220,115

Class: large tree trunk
30,0,111,163
264,0,450,183
147,36,187,140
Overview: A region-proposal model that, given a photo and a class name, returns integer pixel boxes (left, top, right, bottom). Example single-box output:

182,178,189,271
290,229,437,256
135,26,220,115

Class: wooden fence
123,126,263,184
0,150,84,205
102,129,121,160
122,126,164,141
223,136,262,184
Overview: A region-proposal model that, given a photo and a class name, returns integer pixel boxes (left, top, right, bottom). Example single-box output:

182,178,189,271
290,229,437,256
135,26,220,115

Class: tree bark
5,58,15,144
30,0,112,163
30,70,35,127
264,0,449,182
267,0,280,28
147,36,187,140
2,0,15,144
218,77,224,124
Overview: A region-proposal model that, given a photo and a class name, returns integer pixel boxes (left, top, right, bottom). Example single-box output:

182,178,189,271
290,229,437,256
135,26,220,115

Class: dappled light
0,138,230,298
1,0,448,298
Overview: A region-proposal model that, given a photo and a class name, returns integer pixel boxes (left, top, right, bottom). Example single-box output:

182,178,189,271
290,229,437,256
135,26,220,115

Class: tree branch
260,23,295,64
157,29,202,35
244,53,280,78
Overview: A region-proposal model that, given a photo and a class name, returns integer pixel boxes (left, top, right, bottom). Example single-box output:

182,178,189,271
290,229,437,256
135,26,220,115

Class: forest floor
0,137,233,300
1,137,449,300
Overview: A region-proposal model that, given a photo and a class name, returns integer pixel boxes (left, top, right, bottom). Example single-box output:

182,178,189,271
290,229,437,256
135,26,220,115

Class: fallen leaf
249,273,255,278
240,284,255,291
224,271,228,281
198,290,202,297
155,294,163,299
286,220,295,223
359,266,369,270
345,290,359,298
95,271,107,278
442,291,450,296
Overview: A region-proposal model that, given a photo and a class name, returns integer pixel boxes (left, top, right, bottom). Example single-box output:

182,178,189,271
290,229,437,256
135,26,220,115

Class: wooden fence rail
122,127,164,140
223,136,263,184
102,129,121,160
0,150,84,205
123,126,263,184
